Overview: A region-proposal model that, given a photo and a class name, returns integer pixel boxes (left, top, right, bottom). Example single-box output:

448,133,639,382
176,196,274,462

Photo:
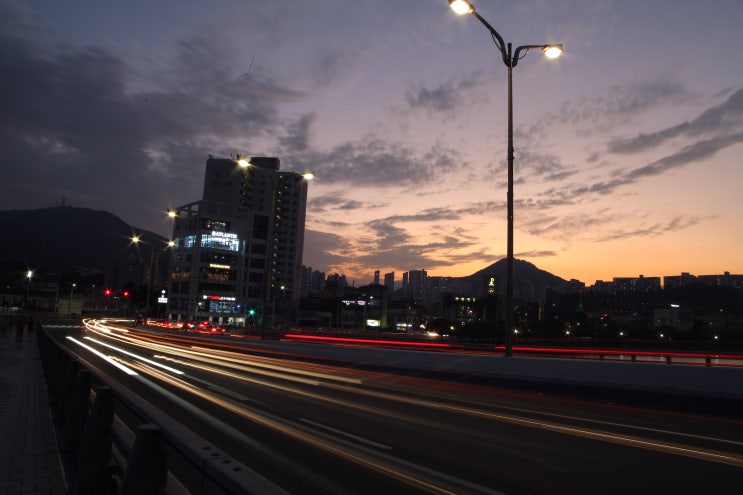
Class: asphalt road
46,320,743,494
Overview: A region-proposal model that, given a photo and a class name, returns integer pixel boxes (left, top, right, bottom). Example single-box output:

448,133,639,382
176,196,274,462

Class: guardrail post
75,387,114,495
52,357,79,421
121,423,167,495
62,369,90,448
705,356,712,366
665,356,672,364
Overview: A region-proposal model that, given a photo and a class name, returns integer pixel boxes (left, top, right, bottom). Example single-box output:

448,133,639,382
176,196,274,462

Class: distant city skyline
2,1,742,286
304,261,741,290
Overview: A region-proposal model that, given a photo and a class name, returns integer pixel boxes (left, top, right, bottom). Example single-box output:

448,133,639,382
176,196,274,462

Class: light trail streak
78,319,743,469
128,358,498,495
189,346,363,385
84,319,363,387
311,382,743,468
83,336,185,375
171,350,743,469
83,318,130,334
156,354,323,387
283,333,455,348
66,336,138,376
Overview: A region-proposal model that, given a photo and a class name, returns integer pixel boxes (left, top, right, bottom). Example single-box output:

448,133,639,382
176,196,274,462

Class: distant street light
25,270,33,316
449,0,562,356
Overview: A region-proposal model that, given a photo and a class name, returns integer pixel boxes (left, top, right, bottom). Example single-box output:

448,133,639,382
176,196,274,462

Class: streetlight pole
449,0,562,357
132,235,174,325
25,270,33,317
68,282,76,316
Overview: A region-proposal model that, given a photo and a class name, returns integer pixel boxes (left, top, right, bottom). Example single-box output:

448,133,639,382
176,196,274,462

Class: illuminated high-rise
166,156,310,328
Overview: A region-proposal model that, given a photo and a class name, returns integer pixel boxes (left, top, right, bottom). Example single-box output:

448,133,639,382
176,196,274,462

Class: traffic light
123,290,129,298
104,289,112,297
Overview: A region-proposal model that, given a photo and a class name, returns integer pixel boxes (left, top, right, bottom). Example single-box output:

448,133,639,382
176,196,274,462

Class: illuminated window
171,269,191,279
200,232,239,251
199,267,236,281
184,235,197,248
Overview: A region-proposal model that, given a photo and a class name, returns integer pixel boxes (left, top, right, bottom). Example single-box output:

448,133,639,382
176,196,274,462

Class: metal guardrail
279,329,743,367
36,322,289,495
491,345,743,367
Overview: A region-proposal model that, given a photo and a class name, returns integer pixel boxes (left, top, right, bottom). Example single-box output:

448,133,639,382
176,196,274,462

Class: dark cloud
516,250,558,258
568,131,743,199
522,209,703,243
0,19,301,232
406,81,462,113
286,140,467,188
492,148,576,183
405,73,484,115
608,89,743,154
279,113,316,153
381,207,461,224
308,194,382,213
529,79,694,138
302,229,354,269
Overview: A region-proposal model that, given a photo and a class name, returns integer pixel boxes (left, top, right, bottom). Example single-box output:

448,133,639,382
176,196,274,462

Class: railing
491,345,743,367
279,330,743,367
36,322,288,495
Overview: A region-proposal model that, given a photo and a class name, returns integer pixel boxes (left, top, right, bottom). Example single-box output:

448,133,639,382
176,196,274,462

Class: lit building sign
209,263,231,269
201,232,240,251
203,295,236,301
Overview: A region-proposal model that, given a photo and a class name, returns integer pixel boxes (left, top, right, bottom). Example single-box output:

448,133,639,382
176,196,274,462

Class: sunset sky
2,0,742,285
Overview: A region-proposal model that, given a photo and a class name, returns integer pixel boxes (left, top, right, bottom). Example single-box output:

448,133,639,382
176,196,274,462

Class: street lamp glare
237,158,250,168
132,235,140,244
449,0,473,15
167,209,177,218
542,45,563,59
26,270,33,279
302,171,316,181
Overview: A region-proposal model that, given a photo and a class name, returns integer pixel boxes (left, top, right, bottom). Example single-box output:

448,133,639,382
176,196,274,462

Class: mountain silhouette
1,206,569,299
0,206,168,288
464,258,568,299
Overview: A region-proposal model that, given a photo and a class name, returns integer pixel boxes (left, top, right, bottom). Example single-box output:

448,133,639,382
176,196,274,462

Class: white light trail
83,336,184,375
66,336,138,376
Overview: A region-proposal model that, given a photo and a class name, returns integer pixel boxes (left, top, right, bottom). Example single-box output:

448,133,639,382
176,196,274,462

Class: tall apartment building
383,271,395,293
166,155,310,327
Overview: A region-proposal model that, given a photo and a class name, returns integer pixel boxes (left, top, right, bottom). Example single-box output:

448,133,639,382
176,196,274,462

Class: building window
201,233,240,252
201,218,230,231
253,214,269,240
171,269,192,280
199,267,236,282
184,235,198,248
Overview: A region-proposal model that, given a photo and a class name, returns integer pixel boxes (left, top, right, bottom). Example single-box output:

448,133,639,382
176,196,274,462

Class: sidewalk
0,319,67,495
